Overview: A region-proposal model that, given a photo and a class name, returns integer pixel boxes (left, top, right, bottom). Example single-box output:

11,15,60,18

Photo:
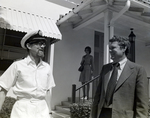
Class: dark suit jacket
91,60,149,118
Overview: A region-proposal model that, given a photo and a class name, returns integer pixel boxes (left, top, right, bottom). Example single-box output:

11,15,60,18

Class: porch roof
57,0,150,42
0,6,62,42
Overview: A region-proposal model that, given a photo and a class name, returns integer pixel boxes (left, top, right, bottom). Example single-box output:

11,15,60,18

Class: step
51,111,70,118
61,101,72,107
55,105,70,115
68,97,80,102
52,98,93,118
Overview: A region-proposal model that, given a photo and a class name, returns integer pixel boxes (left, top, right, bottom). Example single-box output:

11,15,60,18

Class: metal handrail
72,75,100,103
76,75,100,91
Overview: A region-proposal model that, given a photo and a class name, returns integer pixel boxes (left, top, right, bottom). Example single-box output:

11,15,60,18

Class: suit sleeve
135,66,149,118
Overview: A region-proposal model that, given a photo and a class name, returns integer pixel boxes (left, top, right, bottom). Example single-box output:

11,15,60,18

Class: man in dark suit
91,36,149,118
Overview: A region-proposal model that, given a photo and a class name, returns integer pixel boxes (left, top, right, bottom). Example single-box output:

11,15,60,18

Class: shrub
70,103,91,118
0,97,16,118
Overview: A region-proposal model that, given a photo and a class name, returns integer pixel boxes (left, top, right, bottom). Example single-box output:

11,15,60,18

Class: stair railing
72,75,100,103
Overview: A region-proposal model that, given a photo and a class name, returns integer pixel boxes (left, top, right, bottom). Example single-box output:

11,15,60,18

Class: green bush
0,97,16,118
70,103,91,118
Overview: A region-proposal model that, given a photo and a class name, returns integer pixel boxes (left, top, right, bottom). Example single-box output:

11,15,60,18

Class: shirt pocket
37,73,49,90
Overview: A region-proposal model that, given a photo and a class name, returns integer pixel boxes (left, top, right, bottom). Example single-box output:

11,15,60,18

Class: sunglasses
29,41,46,47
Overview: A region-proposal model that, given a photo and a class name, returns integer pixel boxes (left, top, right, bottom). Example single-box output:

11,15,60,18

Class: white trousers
11,98,51,118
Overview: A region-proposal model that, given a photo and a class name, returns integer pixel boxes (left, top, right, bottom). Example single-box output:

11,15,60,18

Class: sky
46,0,83,8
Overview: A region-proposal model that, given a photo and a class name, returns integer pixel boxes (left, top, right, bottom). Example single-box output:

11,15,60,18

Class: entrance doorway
93,31,104,96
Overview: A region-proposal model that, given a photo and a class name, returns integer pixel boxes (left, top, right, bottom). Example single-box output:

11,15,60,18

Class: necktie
105,62,120,106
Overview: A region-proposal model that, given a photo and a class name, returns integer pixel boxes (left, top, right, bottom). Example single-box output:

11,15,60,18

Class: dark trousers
99,108,112,118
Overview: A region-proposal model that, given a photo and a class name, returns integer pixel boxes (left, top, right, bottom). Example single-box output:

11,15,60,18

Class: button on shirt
0,56,55,99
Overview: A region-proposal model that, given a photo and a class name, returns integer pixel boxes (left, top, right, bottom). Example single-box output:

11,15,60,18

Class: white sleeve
47,67,55,90
0,62,17,91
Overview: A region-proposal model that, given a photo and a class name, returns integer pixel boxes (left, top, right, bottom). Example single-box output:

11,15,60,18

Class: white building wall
52,25,94,109
135,40,150,99
135,40,150,98
136,40,150,76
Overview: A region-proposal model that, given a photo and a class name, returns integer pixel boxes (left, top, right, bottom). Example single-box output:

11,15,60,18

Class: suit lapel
103,64,112,93
115,60,134,91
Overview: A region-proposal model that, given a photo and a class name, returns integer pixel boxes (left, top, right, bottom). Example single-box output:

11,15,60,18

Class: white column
50,44,55,72
110,26,114,39
46,41,55,71
45,42,55,113
104,10,113,64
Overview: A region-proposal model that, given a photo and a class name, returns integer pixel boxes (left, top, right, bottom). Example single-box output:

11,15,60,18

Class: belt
17,97,44,103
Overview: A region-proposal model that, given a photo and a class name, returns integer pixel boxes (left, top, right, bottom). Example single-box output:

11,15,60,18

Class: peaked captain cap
21,30,46,49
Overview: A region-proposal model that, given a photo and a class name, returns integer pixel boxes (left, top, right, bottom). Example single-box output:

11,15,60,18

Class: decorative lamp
128,28,136,42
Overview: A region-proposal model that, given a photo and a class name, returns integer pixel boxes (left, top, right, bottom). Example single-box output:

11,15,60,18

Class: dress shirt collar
118,57,127,66
111,57,127,70
26,55,44,66
117,57,127,70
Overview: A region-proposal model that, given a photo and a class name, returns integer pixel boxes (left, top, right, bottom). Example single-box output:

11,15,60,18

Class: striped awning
0,6,62,41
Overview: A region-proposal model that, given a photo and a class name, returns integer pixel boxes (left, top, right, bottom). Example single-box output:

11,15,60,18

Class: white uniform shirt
0,56,55,99
0,56,55,118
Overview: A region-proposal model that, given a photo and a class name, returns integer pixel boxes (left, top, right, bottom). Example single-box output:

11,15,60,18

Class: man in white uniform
0,30,55,118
